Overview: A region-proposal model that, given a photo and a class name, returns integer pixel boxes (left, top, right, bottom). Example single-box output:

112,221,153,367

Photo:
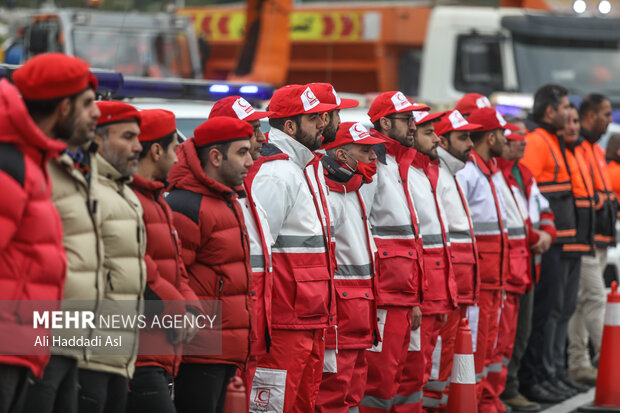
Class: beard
295,128,322,151
53,105,76,142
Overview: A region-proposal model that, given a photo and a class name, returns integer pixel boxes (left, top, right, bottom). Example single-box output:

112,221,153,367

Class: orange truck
178,0,620,108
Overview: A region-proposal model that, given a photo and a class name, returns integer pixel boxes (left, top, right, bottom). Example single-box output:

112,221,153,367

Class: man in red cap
387,108,458,413
166,117,254,413
498,122,556,413
422,110,482,411
75,101,145,413
455,107,519,412
208,96,274,399
127,109,200,413
3,52,97,413
358,91,428,412
308,83,359,145
315,122,383,413
455,93,492,118
248,84,337,413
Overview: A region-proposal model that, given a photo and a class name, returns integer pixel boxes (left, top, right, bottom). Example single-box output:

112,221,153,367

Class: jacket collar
167,138,238,199
97,153,133,185
580,127,599,144
131,173,165,195
438,146,465,175
267,128,316,169
469,149,499,177
370,129,412,164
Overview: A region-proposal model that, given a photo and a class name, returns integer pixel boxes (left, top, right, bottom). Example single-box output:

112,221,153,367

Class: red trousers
250,328,325,413
315,349,368,413
474,289,502,410
394,314,443,413
360,306,412,413
481,292,520,413
422,305,470,410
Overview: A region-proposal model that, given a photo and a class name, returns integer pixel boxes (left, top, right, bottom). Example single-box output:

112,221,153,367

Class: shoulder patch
165,189,202,224
0,142,25,187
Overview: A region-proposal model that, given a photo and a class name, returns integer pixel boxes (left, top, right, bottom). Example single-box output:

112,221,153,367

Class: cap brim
411,103,431,112
305,102,339,114
337,98,359,110
355,135,387,145
504,122,520,131
245,110,274,121
414,111,446,125
454,122,483,132
506,132,526,141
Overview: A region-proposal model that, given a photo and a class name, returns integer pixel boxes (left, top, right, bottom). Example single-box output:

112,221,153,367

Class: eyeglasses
387,115,415,126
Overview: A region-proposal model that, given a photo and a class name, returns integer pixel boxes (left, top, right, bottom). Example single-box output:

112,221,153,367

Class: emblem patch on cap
476,96,492,108
391,92,411,111
331,86,342,106
349,122,370,141
449,110,468,129
301,87,320,111
232,97,256,120
496,111,508,127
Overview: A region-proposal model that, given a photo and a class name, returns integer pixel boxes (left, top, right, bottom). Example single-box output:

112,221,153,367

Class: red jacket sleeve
0,171,27,251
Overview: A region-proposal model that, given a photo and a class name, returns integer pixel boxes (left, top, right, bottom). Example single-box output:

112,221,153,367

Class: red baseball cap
307,83,359,110
96,101,141,126
138,109,176,143
412,106,447,125
434,110,482,136
268,84,338,118
467,108,519,132
194,117,254,148
368,91,430,123
209,96,273,122
322,122,386,150
455,93,492,116
505,129,526,141
13,53,98,101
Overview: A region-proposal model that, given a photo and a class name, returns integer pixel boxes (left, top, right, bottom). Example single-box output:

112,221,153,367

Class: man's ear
149,143,162,162
544,105,555,122
379,117,391,132
284,119,297,136
56,97,73,121
438,134,449,150
486,131,496,147
209,147,223,168
335,148,348,163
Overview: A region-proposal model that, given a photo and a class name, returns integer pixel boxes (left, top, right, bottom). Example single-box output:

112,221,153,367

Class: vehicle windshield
513,37,620,97
72,27,194,78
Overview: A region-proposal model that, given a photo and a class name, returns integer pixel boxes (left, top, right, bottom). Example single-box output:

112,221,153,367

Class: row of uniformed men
2,51,605,413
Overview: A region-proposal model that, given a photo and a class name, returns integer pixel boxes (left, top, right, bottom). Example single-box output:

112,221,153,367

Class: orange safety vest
606,160,620,220
577,140,618,247
566,144,595,256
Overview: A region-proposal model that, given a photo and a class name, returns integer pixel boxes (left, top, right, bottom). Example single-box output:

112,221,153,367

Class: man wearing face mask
315,122,383,413
423,110,482,411
456,107,518,411
520,86,590,403
390,108,459,413
358,92,429,413
307,83,359,146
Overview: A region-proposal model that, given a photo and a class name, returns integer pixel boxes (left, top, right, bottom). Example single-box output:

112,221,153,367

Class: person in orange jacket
606,134,620,204
568,94,615,386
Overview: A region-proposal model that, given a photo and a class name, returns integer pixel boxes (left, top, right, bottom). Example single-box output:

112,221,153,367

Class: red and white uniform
237,180,273,402
316,171,378,413
456,150,510,403
423,146,480,410
249,128,336,413
483,158,531,413
359,132,423,413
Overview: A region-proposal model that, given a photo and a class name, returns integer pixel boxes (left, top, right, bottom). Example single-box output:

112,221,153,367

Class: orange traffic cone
446,318,477,413
224,375,247,413
578,281,620,412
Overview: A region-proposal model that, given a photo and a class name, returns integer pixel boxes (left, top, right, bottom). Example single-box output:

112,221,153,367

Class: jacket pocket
376,247,418,293
477,242,501,285
292,266,330,318
507,248,529,288
335,286,374,340
422,252,448,301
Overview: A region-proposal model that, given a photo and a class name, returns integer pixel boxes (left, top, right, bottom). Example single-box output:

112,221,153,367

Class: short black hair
23,93,79,122
532,84,569,122
138,131,176,160
470,129,496,144
269,114,301,132
579,93,609,119
196,141,232,167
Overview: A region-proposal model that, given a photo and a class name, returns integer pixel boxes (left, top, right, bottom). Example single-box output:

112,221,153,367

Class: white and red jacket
437,147,480,305
324,166,377,350
406,150,458,314
238,182,273,355
456,150,509,291
360,131,423,307
494,158,531,294
250,128,336,330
